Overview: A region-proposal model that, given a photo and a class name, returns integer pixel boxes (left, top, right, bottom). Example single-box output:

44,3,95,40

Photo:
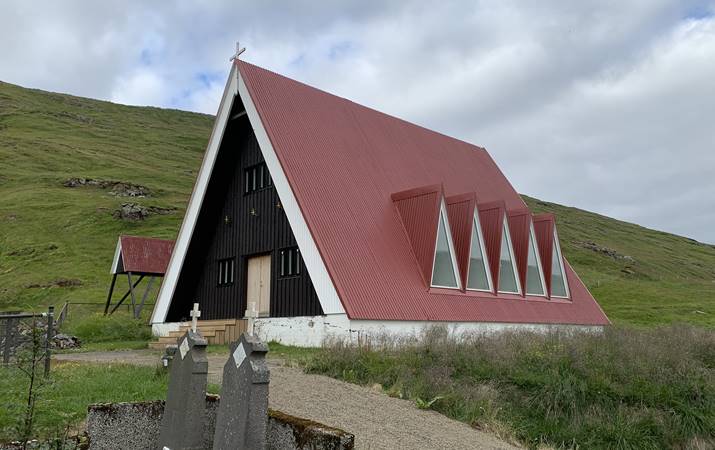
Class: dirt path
55,350,519,449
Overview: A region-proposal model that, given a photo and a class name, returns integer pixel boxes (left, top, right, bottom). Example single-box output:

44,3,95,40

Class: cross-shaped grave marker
190,302,201,333
244,301,258,336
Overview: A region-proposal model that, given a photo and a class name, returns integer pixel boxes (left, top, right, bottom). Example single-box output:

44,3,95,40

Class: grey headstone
157,330,208,450
212,333,270,450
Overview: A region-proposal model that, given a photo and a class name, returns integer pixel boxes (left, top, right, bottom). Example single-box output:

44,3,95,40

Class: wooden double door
246,254,271,317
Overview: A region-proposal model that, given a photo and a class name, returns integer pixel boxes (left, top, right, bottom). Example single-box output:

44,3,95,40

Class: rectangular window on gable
217,257,235,286
279,247,300,278
244,162,273,194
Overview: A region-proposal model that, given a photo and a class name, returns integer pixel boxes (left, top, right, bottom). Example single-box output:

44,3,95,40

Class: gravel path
55,350,519,449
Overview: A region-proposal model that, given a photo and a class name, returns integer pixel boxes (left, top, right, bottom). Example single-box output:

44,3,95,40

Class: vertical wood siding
167,101,323,321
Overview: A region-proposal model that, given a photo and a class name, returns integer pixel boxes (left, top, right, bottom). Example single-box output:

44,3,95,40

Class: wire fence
0,306,54,376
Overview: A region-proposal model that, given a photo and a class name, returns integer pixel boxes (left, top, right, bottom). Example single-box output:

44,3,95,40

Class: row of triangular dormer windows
430,202,570,298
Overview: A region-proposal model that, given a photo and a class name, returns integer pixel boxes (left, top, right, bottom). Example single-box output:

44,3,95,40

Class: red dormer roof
533,214,557,296
507,208,533,294
446,192,478,293
477,201,507,290
231,61,609,325
392,185,443,287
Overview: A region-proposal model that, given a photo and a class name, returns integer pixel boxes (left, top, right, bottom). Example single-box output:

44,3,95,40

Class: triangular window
550,229,570,298
467,214,492,291
525,223,546,296
431,202,461,289
497,218,521,294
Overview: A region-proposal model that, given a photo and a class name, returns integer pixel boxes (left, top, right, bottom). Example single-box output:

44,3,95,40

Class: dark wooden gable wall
167,97,323,322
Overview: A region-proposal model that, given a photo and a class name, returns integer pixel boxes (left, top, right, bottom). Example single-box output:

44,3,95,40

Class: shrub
304,325,715,449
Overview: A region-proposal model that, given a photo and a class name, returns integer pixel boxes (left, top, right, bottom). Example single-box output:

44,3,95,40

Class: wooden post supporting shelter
104,236,175,319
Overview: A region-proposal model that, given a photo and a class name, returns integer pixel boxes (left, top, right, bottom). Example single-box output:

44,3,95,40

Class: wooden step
150,319,247,347
178,324,235,332
177,319,237,327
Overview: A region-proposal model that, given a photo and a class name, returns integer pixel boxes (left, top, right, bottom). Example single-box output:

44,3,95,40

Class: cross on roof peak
230,41,246,62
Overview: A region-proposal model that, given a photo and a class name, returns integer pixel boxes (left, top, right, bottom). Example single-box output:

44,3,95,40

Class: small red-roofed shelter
105,235,174,318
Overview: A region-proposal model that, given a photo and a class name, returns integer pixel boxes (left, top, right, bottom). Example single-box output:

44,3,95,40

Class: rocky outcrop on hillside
112,203,175,221
63,177,151,197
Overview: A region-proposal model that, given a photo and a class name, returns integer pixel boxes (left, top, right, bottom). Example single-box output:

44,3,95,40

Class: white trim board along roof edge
150,63,345,324
150,64,239,324
238,65,345,315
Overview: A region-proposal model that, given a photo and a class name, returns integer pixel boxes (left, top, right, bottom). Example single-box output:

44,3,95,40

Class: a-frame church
150,58,609,346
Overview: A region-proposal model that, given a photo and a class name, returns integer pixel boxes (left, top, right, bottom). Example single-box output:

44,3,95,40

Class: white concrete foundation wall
152,322,182,337
153,317,603,346
253,315,605,348
254,315,352,347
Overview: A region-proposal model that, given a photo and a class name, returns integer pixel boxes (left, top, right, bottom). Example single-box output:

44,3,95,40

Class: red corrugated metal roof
118,235,174,275
392,185,442,287
238,60,609,325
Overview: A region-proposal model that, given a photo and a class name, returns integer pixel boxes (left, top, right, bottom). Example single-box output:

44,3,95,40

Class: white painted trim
525,222,548,297
498,215,522,295
430,199,462,289
150,64,239,324
550,227,571,299
465,212,494,293
238,69,345,315
110,237,122,274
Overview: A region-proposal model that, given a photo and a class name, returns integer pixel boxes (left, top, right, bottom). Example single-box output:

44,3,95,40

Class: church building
150,58,609,346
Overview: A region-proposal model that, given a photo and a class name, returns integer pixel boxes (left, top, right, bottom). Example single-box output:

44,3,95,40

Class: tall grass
304,325,715,449
0,363,168,442
63,313,152,343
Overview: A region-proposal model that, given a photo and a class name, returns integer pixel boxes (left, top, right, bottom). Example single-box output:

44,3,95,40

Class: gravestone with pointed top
212,333,269,450
157,330,208,450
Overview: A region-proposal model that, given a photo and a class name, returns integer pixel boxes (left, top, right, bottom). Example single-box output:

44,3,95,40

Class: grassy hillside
0,81,713,327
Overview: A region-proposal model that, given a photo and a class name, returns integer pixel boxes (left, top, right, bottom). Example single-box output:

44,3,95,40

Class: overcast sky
1,1,714,243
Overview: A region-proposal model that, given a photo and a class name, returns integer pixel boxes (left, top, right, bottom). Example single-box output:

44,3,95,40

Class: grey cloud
0,0,713,242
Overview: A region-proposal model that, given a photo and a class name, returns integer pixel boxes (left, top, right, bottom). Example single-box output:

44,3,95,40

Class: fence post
57,301,69,329
44,306,54,377
2,318,15,365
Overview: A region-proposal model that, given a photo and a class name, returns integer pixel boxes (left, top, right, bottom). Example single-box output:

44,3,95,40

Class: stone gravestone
157,330,208,450
212,333,270,450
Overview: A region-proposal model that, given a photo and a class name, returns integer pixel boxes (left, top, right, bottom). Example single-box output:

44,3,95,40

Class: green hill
1,81,713,327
